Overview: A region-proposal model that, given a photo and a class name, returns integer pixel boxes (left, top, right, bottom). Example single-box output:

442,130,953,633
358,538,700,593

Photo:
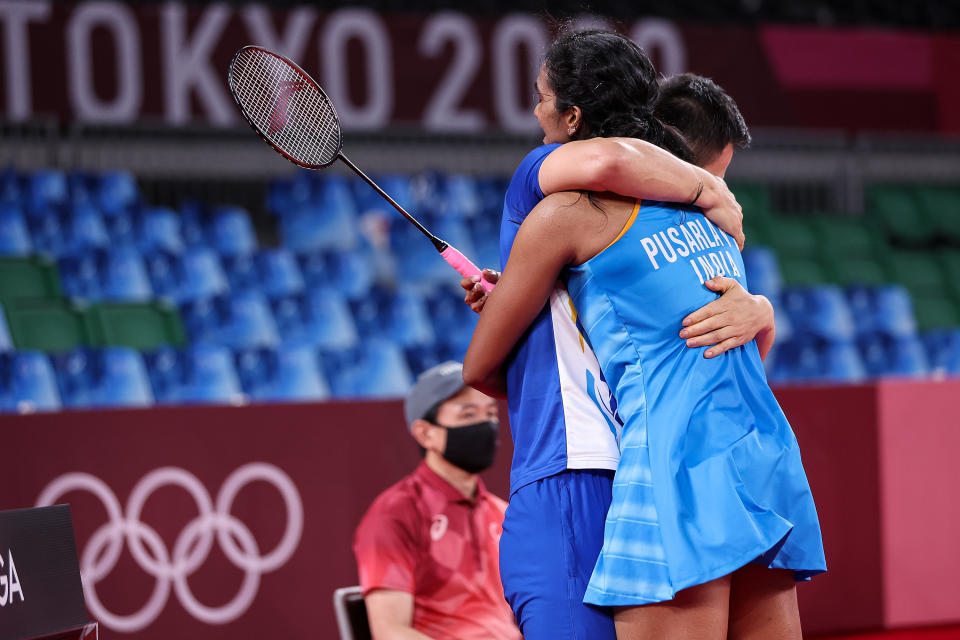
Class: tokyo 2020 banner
0,1,958,133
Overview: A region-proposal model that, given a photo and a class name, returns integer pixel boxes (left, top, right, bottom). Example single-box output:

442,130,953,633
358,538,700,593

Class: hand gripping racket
227,45,494,292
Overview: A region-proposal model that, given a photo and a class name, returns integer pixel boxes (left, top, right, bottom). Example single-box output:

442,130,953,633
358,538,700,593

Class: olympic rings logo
35,463,303,633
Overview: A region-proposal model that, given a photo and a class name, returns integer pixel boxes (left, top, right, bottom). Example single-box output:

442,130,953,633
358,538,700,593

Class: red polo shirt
353,462,521,640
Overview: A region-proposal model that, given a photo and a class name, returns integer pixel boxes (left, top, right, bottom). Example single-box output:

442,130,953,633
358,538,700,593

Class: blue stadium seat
178,247,229,302
210,206,258,256
280,203,358,253
51,348,95,408
49,347,93,409
103,210,135,247
95,346,154,408
259,249,305,298
741,246,783,299
0,302,12,352
872,285,917,338
1,351,62,412
222,253,259,293
219,291,279,348
390,225,455,295
818,340,867,383
66,204,110,253
923,329,960,376
473,234,501,275
261,344,330,402
29,212,67,255
179,296,221,343
297,250,328,290
269,295,306,342
59,347,153,408
144,250,180,301
28,170,68,216
58,252,102,300
0,169,22,205
138,207,184,254
475,176,509,217
234,347,271,398
178,202,208,248
355,174,415,216
67,171,95,204
405,344,446,377
143,346,183,404
428,217,477,265
441,174,482,219
303,287,359,350
384,290,436,349
770,297,794,344
781,339,823,384
317,174,359,219
782,285,855,341
97,171,139,217
324,248,376,301
177,343,244,404
266,173,311,216
330,338,413,398
0,205,32,256
101,246,153,302
427,288,479,359
859,334,928,378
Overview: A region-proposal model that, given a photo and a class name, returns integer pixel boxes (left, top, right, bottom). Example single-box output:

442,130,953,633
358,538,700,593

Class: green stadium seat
866,185,934,246
811,216,884,258
86,302,187,350
742,219,770,248
4,298,94,351
936,250,960,299
822,256,890,287
0,256,61,301
728,182,773,219
779,257,826,286
885,251,947,299
911,295,960,332
765,216,819,259
915,186,960,243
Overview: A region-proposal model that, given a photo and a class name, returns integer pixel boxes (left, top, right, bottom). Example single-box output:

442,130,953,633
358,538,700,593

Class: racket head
228,45,343,169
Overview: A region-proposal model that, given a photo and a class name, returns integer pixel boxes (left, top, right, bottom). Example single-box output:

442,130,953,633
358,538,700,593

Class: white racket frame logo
36,463,303,633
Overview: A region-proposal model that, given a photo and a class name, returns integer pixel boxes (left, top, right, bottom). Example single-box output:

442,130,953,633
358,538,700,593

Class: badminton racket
227,45,494,292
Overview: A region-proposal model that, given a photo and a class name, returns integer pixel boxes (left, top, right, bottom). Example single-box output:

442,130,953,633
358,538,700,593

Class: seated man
353,361,521,640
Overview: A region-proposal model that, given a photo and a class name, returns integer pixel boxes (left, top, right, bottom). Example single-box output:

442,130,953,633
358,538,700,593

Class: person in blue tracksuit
464,62,825,640
461,31,784,640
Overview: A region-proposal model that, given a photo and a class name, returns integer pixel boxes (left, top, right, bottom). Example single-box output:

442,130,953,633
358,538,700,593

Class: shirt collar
415,462,488,505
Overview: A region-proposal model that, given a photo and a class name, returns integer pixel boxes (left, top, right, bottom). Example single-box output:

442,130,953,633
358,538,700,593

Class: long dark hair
544,29,692,163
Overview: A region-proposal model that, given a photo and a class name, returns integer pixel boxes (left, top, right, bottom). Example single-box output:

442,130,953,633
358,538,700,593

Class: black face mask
436,420,499,474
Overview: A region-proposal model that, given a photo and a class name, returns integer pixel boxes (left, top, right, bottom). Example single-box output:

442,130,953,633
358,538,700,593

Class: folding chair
333,586,372,640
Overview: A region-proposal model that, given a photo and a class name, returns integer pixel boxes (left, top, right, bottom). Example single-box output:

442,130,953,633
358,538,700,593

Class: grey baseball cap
404,361,466,429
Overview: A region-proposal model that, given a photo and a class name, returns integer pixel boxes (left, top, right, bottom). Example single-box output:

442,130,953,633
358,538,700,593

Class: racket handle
440,246,495,292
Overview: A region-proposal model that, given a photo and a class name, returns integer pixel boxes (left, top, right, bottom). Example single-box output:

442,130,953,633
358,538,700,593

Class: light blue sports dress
566,200,827,606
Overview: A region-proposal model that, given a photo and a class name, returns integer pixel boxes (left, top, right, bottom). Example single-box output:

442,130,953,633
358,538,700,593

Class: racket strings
230,48,341,167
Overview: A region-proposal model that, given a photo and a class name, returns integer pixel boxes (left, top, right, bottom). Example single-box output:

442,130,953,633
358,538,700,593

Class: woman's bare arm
462,195,582,395
538,138,744,248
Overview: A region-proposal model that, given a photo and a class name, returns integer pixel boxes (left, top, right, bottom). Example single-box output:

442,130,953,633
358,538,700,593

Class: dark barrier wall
4,381,960,638
1,2,959,133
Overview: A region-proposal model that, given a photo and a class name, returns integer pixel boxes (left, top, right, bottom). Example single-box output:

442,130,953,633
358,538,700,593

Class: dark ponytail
544,29,692,163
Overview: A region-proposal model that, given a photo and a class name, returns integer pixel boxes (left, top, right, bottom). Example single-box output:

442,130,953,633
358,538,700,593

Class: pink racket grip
440,246,496,292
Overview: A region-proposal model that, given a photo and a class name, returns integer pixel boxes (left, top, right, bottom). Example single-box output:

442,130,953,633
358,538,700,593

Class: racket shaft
337,152,493,290
337,152,441,249
441,246,495,292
